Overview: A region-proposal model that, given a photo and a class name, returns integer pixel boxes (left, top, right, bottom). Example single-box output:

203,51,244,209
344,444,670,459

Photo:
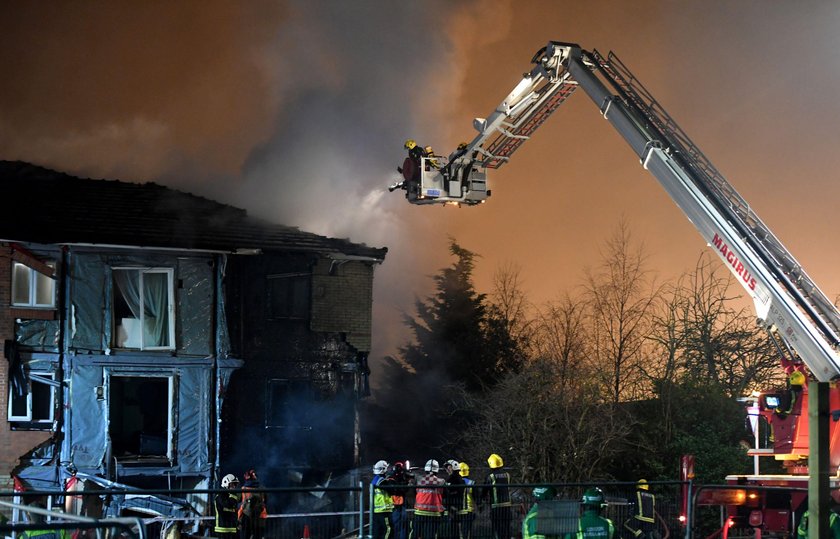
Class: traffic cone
301,524,310,539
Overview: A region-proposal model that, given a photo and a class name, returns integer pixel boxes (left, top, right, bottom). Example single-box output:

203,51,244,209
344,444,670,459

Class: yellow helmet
404,139,417,150
789,371,806,387
459,462,470,477
637,479,649,490
487,453,503,469
424,145,434,155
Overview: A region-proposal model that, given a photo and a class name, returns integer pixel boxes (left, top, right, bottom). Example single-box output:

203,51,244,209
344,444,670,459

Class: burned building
0,161,386,505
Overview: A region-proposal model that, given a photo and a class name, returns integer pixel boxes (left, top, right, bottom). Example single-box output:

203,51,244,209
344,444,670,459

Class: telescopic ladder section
481,79,578,169
588,48,840,351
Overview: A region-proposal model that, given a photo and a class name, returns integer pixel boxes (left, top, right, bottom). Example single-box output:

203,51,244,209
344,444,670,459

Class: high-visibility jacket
796,510,840,538
485,471,512,508
572,510,615,539
458,478,475,515
372,475,394,513
215,492,240,534
238,489,268,520
522,505,543,539
414,473,445,516
19,530,67,539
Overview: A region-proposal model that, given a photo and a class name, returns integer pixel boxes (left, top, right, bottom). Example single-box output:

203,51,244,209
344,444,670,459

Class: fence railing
1,480,766,539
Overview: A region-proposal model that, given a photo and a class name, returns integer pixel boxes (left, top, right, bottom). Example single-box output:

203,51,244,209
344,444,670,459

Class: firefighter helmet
221,474,239,489
404,139,417,150
789,371,806,386
459,462,470,477
446,459,460,471
373,460,389,474
424,459,440,473
581,487,606,508
487,453,504,469
533,486,557,501
637,479,649,490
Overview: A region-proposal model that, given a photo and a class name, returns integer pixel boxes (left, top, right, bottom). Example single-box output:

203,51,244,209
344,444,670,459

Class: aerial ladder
391,42,840,537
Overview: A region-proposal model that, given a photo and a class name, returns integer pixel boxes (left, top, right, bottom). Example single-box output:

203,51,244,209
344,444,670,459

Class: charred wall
220,253,375,478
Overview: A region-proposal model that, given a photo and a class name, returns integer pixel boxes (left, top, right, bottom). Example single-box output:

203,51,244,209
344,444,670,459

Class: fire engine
390,41,840,537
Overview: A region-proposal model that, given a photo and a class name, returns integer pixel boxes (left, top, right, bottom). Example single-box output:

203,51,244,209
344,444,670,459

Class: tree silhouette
400,239,500,391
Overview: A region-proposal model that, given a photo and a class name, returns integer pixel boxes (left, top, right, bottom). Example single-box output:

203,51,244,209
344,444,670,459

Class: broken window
8,371,56,425
265,379,314,428
267,273,310,319
12,261,56,308
112,268,175,350
108,375,174,461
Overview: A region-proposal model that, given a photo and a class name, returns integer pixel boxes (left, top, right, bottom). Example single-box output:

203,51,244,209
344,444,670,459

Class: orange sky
2,1,839,367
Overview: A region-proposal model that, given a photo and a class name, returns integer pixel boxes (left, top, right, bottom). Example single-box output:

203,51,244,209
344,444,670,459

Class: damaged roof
0,161,387,260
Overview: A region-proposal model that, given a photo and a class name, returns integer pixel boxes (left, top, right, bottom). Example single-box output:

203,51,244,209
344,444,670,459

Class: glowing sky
2,1,839,368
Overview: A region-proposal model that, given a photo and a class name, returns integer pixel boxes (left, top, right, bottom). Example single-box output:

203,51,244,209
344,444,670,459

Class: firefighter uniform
215,492,240,539
456,463,476,539
411,462,446,539
238,471,267,539
372,471,395,539
483,455,512,539
623,481,655,539
389,462,412,539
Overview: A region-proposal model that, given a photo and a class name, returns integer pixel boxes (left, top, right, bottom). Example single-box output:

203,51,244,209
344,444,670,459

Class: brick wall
310,259,375,352
0,243,52,488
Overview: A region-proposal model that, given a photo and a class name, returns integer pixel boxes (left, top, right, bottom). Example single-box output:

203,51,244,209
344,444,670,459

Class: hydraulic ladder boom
555,42,840,382
397,41,840,382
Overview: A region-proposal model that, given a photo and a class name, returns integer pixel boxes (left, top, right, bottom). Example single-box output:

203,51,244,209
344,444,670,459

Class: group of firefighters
214,469,268,539
370,454,658,539
371,454,513,539
211,454,659,539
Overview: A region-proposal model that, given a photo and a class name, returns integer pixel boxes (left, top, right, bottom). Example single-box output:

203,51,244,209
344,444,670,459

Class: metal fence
1,481,697,539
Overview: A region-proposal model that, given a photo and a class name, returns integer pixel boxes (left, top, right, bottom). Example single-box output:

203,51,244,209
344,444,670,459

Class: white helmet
221,474,239,488
446,459,460,471
373,460,389,474
424,459,440,473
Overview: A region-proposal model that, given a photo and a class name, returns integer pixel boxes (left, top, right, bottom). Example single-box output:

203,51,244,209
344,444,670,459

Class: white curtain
114,269,169,347
142,272,169,347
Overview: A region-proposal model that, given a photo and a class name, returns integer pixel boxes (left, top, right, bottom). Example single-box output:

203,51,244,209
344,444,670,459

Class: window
112,268,175,350
8,371,56,424
109,375,174,461
267,273,310,319
265,379,314,428
12,262,56,307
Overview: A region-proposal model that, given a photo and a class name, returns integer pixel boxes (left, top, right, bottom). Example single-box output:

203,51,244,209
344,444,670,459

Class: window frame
265,378,317,429
266,272,311,320
8,370,56,424
112,267,176,351
11,261,56,308
107,373,176,462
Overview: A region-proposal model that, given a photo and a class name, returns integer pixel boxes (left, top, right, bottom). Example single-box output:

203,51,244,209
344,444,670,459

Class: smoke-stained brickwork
311,259,375,352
